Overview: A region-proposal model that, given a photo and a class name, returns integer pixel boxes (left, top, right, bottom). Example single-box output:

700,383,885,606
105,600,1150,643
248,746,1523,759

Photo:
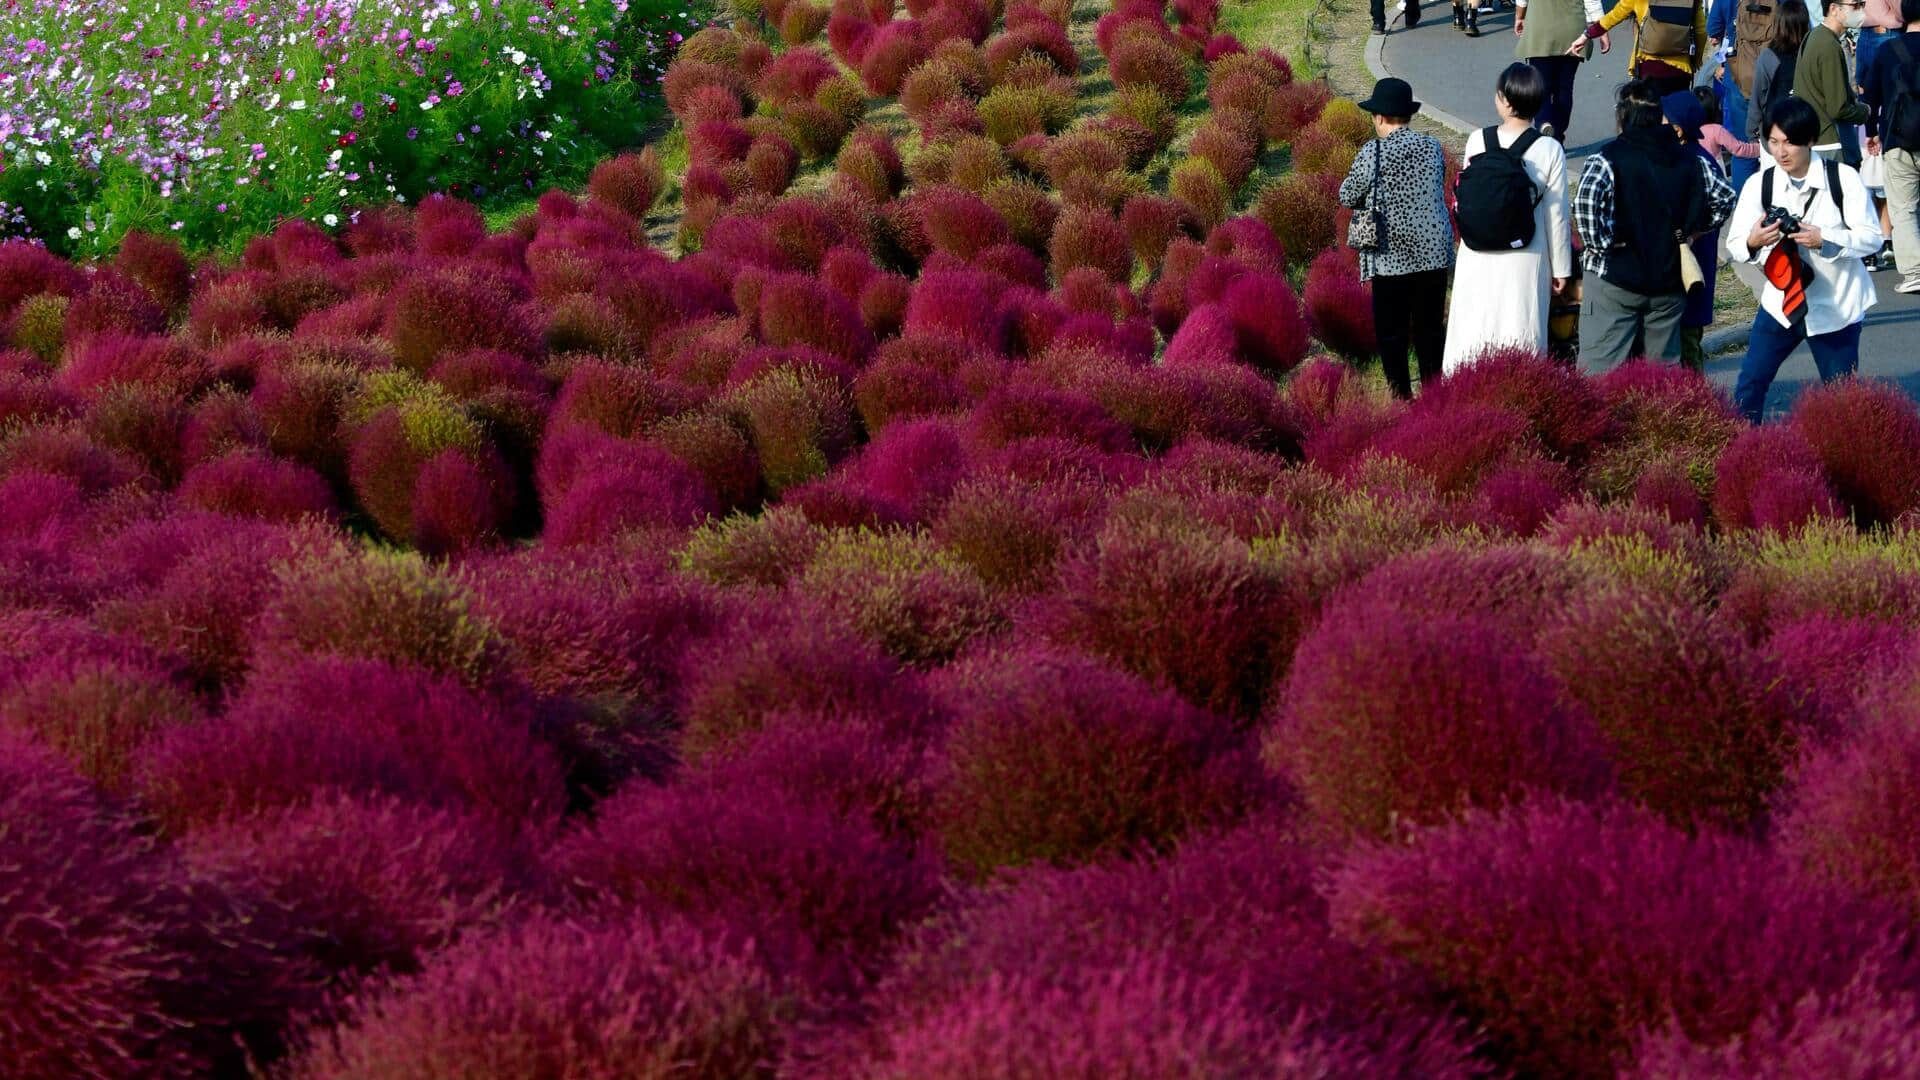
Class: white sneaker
1899,274,1920,295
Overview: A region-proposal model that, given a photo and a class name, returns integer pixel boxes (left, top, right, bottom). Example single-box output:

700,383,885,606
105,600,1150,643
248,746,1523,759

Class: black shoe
1464,21,1480,33
1373,20,1387,31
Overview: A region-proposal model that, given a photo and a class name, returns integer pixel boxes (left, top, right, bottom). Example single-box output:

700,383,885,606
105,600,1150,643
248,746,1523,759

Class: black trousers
1371,267,1449,398
1527,56,1578,139
1370,0,1419,27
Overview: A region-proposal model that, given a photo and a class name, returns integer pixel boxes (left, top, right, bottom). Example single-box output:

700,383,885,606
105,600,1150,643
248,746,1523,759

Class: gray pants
1578,274,1686,372
1887,148,1920,284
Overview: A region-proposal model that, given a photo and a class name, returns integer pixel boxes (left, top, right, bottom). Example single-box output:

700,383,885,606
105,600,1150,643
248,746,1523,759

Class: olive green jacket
1794,25,1873,147
1517,0,1607,63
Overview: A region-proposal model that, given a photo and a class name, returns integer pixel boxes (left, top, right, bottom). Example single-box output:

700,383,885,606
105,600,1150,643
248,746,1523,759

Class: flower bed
0,0,704,256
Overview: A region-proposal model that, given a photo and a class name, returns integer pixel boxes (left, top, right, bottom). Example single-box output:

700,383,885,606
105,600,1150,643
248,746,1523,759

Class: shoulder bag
1348,138,1386,251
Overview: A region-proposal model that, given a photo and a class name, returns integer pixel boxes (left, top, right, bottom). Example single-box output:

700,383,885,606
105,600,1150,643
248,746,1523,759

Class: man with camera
1727,97,1884,421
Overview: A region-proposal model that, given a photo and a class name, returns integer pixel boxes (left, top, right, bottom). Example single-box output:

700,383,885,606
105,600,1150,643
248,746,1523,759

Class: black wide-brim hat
1358,77,1422,117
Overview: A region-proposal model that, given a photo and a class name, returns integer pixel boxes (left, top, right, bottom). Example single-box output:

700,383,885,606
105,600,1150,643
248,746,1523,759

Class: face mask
1844,7,1867,29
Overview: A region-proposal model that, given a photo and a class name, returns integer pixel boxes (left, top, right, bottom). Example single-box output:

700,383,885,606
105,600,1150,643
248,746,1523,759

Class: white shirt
1726,160,1882,335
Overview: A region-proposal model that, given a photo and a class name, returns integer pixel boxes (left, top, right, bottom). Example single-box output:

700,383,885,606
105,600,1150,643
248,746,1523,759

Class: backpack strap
1509,128,1544,206
1825,157,1844,220
1762,165,1775,210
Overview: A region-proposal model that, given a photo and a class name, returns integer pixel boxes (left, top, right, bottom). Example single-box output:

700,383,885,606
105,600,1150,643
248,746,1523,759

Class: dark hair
1767,96,1821,146
1692,86,1723,127
1771,0,1810,53
1616,79,1666,131
1497,62,1547,121
1903,0,1920,24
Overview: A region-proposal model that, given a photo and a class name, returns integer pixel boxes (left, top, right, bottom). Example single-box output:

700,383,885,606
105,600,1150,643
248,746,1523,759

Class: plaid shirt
1573,151,1736,279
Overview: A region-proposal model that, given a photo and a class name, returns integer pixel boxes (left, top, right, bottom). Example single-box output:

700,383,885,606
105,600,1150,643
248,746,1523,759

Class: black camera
1763,205,1801,235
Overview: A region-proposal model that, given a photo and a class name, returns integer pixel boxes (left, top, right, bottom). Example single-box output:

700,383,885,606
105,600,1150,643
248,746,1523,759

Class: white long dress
1442,125,1574,373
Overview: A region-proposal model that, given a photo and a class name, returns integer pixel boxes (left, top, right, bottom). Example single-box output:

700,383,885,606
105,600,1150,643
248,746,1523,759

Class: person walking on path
1863,0,1920,291
1749,0,1811,160
1516,0,1609,139
1573,79,1737,368
1445,64,1575,369
1708,0,1768,189
1339,79,1456,397
1728,97,1881,419
1794,0,1873,163
1564,0,1710,97
1665,89,1735,368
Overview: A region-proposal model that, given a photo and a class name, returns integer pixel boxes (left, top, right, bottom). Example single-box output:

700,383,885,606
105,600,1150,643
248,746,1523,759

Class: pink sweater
1700,122,1758,159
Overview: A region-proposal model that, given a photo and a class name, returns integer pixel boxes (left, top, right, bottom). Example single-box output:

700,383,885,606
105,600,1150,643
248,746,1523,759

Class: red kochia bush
1270,596,1612,841
296,914,783,1080
1780,693,1920,919
1713,423,1844,531
1220,272,1310,374
853,957,1459,1078
1627,978,1920,1078
586,148,667,220
0,732,250,1077
872,819,1476,1072
135,657,566,834
928,645,1268,877
1415,344,1613,460
550,779,941,985
1368,404,1533,495
1327,797,1920,1078
1047,206,1133,284
180,793,527,982
861,20,929,95
544,440,718,547
676,605,934,759
177,451,337,524
1790,377,1920,524
1537,588,1801,830
1253,171,1339,266
1303,247,1374,358
1763,614,1912,736
1031,515,1291,722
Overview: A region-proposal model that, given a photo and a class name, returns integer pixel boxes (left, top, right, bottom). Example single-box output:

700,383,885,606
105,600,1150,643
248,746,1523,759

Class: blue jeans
1733,313,1863,422
1722,82,1760,192
1859,27,1900,95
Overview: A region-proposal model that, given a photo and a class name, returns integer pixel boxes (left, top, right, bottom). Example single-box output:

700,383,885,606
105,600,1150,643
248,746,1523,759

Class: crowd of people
1344,0,1920,420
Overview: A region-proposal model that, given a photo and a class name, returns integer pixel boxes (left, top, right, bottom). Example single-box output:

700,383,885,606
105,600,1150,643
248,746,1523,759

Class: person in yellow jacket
1565,0,1710,96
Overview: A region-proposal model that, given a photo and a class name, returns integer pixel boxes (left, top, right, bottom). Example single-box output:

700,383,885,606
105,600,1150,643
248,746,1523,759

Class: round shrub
1047,206,1132,284
0,659,199,794
294,914,783,1080
1537,587,1801,830
721,367,857,496
1779,697,1920,918
695,712,932,842
1586,360,1744,502
676,606,933,759
678,507,823,590
1789,377,1920,524
1302,247,1374,358
852,956,1451,1078
587,148,668,220
135,656,566,834
929,645,1268,877
1627,979,1920,1078
1169,157,1231,227
1252,171,1340,266
545,441,718,547
1188,120,1259,189
178,451,338,524
1108,34,1191,101
1221,272,1311,375
1030,515,1292,722
180,793,526,982
1269,595,1611,841
0,732,202,1076
253,544,507,687
861,20,928,95
1763,613,1912,735
794,529,1007,666
1327,797,1920,1078
550,779,941,984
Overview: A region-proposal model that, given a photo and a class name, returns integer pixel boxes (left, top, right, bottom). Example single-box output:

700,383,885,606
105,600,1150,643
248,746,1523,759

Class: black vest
1596,127,1712,295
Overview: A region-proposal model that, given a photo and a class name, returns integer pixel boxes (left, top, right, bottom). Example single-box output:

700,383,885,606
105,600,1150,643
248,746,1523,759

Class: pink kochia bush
927,645,1270,877
1269,594,1612,841
1328,797,1920,1079
295,913,784,1079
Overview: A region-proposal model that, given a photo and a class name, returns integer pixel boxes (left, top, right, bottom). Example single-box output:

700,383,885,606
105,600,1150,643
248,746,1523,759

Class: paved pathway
1369,7,1920,417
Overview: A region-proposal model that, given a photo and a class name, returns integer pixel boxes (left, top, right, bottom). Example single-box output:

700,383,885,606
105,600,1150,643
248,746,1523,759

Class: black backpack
1884,37,1920,153
1761,157,1845,219
1455,127,1543,252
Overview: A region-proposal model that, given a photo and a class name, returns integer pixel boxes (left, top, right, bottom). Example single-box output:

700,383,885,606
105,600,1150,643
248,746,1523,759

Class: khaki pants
1887,148,1920,281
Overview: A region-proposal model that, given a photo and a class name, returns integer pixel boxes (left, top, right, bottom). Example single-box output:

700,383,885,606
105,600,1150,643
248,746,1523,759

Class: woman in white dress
1442,63,1575,372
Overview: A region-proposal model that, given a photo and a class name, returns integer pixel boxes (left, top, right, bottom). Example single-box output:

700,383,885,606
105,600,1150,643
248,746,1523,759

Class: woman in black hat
1339,78,1457,397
